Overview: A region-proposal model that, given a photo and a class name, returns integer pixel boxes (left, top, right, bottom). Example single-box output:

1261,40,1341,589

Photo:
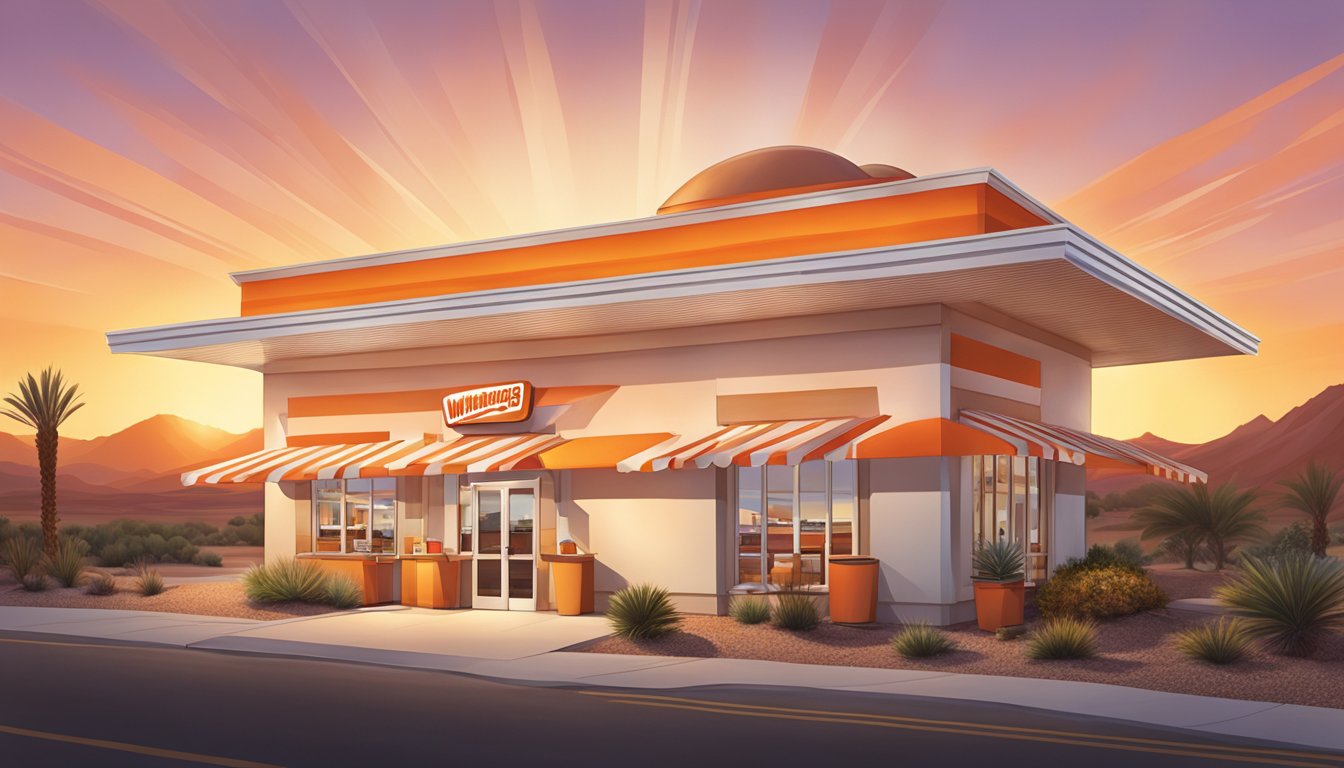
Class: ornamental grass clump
1025,617,1098,660
2,536,42,581
323,575,363,610
1216,552,1344,657
84,571,117,596
892,621,956,658
1174,618,1253,665
728,595,771,625
46,537,88,587
1034,565,1167,620
242,558,328,604
972,538,1025,582
607,583,681,640
20,572,47,592
136,566,165,596
772,592,821,631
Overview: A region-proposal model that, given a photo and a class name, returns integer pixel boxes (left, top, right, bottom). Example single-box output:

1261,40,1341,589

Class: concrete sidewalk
2,605,1340,753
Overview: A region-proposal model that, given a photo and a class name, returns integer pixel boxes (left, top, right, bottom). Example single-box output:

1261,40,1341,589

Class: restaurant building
108,146,1257,624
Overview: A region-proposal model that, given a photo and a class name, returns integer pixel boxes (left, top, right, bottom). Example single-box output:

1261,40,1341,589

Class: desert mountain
0,416,262,524
1090,384,1344,494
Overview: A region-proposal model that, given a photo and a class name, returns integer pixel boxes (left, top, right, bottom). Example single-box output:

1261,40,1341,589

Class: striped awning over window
384,434,566,476
959,410,1205,482
617,416,889,472
181,439,429,486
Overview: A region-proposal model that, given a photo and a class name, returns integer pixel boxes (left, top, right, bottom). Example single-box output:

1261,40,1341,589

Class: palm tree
1134,486,1206,568
1,367,84,557
1279,462,1343,557
1135,482,1266,570
1200,483,1268,569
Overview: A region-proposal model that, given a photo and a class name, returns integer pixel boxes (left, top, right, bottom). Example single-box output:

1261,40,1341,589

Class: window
735,460,858,589
311,478,396,554
972,455,1049,583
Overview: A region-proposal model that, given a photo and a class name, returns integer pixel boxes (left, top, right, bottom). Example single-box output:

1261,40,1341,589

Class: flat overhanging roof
107,224,1259,371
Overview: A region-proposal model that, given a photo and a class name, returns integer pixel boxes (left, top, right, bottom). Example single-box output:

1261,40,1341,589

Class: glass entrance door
471,482,537,610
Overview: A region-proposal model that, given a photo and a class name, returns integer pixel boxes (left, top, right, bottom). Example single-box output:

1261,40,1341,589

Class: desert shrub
1331,523,1344,545
242,558,328,603
194,551,224,567
1056,544,1147,578
1216,553,1344,657
2,536,43,581
1035,565,1167,619
1110,539,1150,568
323,575,363,609
21,572,47,592
1174,618,1253,665
46,537,88,587
728,596,771,625
892,621,955,658
607,583,681,640
85,571,118,596
1025,617,1098,660
773,593,821,631
1242,521,1313,562
136,567,165,596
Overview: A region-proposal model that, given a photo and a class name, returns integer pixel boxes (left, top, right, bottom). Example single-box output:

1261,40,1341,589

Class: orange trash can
828,556,879,624
541,552,596,615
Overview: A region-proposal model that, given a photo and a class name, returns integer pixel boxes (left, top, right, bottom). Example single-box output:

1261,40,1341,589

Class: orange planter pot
973,579,1025,631
540,553,596,615
828,556,879,624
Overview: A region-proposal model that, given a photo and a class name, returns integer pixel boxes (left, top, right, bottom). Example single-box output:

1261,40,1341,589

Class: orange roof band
240,184,1047,317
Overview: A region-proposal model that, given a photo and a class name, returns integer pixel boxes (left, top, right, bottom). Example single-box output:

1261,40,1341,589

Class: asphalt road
0,631,1340,768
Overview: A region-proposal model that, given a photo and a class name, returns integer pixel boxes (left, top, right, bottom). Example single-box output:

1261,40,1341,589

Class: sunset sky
1,0,1341,443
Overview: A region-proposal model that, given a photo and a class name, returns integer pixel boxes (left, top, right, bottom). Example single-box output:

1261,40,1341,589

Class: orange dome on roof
657,146,913,215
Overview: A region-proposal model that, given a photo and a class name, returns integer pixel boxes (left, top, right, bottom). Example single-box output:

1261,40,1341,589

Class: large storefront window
736,460,858,589
312,478,396,554
972,455,1049,583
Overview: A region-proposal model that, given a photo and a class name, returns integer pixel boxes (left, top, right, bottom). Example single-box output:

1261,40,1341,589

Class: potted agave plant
971,538,1026,632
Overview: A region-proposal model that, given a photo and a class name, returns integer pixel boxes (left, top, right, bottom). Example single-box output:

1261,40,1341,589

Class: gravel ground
578,568,1344,710
0,570,337,621
1146,563,1236,600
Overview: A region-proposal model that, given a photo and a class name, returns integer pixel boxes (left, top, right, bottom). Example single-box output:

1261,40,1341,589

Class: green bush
85,571,118,596
1242,522,1313,562
323,575,363,609
1056,543,1148,578
1035,564,1167,619
21,572,47,592
972,538,1025,581
194,551,224,567
2,536,43,581
46,537,88,588
1216,553,1344,657
773,593,820,631
1026,617,1098,660
1174,618,1253,665
607,583,681,640
136,568,166,597
892,621,955,658
242,558,329,603
728,596,771,625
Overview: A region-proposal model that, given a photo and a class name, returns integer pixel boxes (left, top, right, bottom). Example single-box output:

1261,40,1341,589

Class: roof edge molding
107,224,1259,369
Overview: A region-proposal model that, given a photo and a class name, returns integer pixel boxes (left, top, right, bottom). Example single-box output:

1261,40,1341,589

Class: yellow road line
0,723,282,768
0,636,147,651
583,691,1343,767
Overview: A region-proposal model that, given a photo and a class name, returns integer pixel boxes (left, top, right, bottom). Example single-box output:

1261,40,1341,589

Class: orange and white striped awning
385,433,566,476
181,439,430,486
617,417,889,472
959,410,1205,482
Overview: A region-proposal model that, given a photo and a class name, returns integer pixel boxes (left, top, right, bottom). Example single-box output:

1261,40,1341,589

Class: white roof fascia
108,225,1257,360
227,168,1063,285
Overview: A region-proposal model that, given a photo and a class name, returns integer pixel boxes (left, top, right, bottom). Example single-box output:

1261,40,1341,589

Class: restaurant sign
443,381,533,426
